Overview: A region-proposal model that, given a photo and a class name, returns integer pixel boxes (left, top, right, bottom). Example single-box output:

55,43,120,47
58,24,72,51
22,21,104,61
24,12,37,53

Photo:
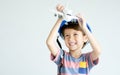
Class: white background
0,0,120,75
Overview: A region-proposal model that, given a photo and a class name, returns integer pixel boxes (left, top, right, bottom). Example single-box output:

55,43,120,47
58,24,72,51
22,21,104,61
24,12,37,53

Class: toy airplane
52,8,78,22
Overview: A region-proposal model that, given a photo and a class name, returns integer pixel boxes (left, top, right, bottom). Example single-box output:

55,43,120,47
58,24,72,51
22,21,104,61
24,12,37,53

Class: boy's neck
69,50,82,59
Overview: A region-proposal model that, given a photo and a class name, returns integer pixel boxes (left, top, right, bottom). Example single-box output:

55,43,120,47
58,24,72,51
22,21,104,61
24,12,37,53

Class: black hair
60,20,85,38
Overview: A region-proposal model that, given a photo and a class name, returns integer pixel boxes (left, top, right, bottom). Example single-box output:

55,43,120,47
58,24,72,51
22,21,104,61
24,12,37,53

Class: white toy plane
51,7,78,22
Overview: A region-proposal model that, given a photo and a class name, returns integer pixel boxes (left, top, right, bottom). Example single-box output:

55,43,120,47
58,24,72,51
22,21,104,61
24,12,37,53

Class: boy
46,4,101,75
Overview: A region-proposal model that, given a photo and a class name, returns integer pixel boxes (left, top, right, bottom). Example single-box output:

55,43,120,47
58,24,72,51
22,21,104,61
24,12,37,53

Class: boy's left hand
76,13,87,29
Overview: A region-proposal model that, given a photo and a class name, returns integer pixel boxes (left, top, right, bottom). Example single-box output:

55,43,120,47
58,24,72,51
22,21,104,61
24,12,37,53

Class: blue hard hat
58,19,92,38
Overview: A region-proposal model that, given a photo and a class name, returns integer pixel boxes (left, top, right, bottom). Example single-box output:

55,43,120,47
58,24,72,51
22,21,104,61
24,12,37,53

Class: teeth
69,42,75,46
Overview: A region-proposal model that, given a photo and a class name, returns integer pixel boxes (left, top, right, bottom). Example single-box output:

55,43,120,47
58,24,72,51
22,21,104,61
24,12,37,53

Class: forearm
46,18,62,56
83,26,101,60
46,19,62,43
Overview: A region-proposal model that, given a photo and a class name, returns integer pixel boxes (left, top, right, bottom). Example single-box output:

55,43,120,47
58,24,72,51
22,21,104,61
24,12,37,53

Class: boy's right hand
56,4,65,12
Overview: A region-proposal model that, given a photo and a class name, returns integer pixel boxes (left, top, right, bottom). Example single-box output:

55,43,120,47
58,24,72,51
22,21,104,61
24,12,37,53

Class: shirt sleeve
85,52,99,70
50,49,64,66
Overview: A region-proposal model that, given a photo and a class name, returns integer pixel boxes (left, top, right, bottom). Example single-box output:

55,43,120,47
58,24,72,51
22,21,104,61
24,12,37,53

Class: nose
69,35,74,41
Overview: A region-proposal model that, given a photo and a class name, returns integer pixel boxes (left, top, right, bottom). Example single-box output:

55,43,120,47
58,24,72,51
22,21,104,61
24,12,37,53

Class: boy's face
64,28,87,51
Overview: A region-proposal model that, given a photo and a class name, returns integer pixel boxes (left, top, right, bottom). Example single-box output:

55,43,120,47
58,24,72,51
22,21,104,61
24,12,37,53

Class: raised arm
77,14,101,61
46,4,64,56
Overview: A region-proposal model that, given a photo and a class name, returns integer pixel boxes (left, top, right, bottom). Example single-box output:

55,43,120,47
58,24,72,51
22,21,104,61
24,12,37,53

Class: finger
76,13,82,18
76,13,83,25
56,4,59,11
76,13,86,25
59,6,64,12
76,13,82,22
56,4,64,12
76,13,83,27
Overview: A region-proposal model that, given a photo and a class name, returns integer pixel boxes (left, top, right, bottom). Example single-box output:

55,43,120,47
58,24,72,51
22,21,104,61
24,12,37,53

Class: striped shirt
51,49,99,75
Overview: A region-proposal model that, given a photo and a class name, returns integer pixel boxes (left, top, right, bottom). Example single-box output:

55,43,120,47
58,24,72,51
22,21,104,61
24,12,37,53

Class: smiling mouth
69,42,77,46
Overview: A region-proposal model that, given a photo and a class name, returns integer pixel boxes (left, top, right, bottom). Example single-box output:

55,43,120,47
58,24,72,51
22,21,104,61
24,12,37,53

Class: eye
64,34,69,37
74,33,78,36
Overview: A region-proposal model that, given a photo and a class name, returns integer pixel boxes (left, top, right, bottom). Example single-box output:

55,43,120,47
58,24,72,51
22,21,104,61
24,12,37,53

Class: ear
83,35,88,42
